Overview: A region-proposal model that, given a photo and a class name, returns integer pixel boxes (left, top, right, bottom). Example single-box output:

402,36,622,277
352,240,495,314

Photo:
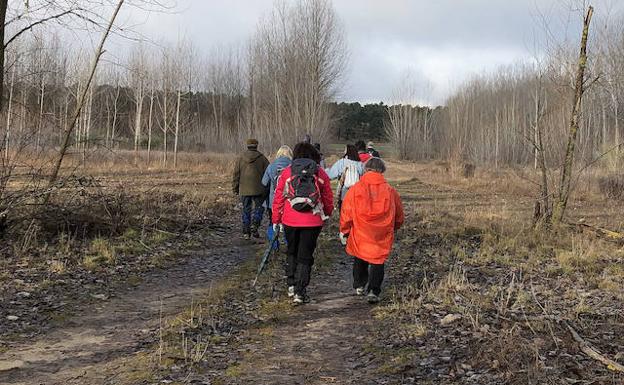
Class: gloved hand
339,232,348,246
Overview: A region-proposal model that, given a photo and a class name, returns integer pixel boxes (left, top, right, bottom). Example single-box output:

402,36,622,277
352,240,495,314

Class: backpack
343,162,360,189
368,148,380,158
285,158,321,212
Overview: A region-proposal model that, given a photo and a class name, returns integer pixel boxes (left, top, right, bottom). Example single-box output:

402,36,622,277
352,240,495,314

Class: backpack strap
283,176,294,196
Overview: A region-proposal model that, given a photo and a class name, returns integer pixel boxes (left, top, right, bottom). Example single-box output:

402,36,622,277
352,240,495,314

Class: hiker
232,138,270,240
314,143,326,169
355,140,372,163
262,145,293,243
325,144,364,210
367,141,381,158
272,142,334,304
339,158,404,304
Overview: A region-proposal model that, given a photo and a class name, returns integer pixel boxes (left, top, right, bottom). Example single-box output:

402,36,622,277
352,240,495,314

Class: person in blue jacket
262,145,293,243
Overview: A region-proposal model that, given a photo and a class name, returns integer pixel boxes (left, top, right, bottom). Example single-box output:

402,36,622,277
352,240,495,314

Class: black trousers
284,225,322,295
353,257,385,296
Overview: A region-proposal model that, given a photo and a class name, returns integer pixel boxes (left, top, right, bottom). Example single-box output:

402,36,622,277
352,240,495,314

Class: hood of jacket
272,156,292,169
354,172,390,220
359,171,386,185
242,149,264,163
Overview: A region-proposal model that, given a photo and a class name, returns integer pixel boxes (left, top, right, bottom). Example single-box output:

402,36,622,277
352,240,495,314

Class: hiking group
232,137,403,305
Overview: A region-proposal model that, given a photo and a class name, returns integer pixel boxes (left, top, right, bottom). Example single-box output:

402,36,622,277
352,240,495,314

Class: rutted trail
0,243,255,385
231,258,381,385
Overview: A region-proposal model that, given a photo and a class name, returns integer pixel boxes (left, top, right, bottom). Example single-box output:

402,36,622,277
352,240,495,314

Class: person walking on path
262,145,292,243
314,143,326,169
262,145,293,217
232,138,270,240
325,144,364,210
355,140,372,163
272,142,334,304
339,158,404,304
366,141,381,158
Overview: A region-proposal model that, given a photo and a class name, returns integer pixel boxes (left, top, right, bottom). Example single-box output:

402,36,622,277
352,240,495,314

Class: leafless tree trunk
173,89,181,169
82,82,94,163
130,46,147,155
162,87,168,167
134,83,144,153
552,6,594,225
147,84,155,164
0,0,7,112
36,77,45,150
110,77,121,149
4,59,15,161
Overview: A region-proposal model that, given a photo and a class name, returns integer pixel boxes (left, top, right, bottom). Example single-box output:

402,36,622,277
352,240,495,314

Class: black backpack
285,158,321,212
368,148,381,158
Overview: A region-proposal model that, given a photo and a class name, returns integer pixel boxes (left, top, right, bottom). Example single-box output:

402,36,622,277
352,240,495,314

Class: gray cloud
129,0,624,105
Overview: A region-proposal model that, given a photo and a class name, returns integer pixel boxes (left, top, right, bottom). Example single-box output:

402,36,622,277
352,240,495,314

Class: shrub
598,174,624,200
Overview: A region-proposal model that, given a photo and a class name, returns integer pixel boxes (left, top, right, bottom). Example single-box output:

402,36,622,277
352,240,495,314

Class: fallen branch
565,321,624,373
567,222,624,243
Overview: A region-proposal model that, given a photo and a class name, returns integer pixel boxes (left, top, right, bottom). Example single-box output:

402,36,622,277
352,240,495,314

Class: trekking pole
252,226,281,287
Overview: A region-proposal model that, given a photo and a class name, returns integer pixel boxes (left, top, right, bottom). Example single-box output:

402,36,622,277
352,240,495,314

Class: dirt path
0,242,255,385
225,252,389,385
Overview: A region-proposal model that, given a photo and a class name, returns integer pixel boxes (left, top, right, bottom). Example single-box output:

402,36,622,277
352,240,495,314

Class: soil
0,241,255,385
228,258,385,385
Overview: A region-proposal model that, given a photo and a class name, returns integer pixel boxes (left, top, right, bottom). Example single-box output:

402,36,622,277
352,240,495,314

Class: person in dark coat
355,140,372,163
313,143,326,169
366,141,381,158
232,138,270,239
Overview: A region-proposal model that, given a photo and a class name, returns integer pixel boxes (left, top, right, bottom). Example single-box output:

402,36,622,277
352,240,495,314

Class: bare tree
129,44,147,155
45,0,126,202
552,6,594,225
248,0,347,148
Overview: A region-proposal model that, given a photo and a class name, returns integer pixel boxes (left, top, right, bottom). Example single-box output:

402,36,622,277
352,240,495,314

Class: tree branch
4,9,76,49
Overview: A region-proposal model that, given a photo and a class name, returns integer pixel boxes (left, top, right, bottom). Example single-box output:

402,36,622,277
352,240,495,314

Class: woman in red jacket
272,142,334,304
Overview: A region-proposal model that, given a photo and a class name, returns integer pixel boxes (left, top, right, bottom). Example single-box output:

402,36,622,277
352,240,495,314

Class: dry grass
597,173,624,200
4,150,624,383
370,158,624,382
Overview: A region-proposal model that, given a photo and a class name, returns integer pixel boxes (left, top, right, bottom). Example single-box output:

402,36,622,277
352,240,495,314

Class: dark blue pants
241,195,264,233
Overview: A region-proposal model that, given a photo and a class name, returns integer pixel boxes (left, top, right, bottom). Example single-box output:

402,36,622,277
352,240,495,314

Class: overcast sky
124,0,624,105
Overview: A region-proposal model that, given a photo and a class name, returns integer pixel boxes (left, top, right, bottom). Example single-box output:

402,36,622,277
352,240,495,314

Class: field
0,151,623,384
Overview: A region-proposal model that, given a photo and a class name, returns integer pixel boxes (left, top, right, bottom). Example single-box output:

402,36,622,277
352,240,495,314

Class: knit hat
367,141,375,149
246,138,259,147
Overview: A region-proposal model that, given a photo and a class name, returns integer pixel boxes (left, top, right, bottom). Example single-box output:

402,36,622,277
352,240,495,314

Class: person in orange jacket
339,157,404,304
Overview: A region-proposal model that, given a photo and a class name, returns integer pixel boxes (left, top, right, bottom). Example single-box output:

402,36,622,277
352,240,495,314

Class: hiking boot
367,292,380,304
287,286,295,298
293,293,310,305
243,225,251,240
355,287,366,296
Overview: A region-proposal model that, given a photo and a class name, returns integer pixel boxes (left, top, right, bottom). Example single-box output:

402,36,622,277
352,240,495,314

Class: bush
461,163,476,178
598,174,624,200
